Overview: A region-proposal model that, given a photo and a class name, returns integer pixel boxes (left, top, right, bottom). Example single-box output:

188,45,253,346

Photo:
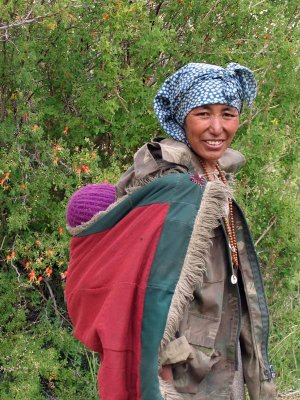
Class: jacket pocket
173,343,221,394
184,305,221,349
173,307,222,394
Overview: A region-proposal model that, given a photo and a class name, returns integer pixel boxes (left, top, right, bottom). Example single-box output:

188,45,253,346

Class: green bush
0,0,299,397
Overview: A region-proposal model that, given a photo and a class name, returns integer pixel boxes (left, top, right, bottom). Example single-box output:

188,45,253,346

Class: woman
66,63,275,400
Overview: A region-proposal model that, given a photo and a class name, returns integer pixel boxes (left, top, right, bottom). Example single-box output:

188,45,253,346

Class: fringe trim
125,168,184,195
160,180,232,348
159,378,184,400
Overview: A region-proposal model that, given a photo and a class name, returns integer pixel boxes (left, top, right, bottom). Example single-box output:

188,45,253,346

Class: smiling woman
117,62,275,399
66,62,275,400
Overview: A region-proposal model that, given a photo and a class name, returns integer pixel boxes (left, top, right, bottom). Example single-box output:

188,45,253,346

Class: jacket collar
134,137,246,179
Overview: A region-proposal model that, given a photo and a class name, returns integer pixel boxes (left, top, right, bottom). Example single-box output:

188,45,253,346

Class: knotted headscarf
154,62,257,143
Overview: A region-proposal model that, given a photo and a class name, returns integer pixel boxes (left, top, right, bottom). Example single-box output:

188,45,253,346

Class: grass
268,285,300,397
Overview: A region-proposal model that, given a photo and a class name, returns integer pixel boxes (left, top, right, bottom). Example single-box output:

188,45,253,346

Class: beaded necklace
199,159,239,284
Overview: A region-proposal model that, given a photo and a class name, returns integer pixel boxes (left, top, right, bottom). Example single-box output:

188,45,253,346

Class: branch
114,88,129,113
238,107,265,128
279,390,300,398
238,102,279,128
155,2,164,16
0,11,61,31
38,286,73,328
255,216,277,246
44,278,60,320
10,260,21,283
0,235,6,251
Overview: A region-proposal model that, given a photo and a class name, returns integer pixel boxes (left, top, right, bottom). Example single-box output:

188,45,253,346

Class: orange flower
0,179,5,185
36,240,42,246
46,249,53,256
59,227,63,236
29,270,35,282
45,267,53,277
37,276,43,283
5,172,10,178
25,261,31,269
11,251,16,258
53,144,61,153
54,156,59,166
81,165,90,173
32,124,39,132
64,126,69,134
91,152,97,159
103,179,108,184
102,13,110,21
6,254,11,262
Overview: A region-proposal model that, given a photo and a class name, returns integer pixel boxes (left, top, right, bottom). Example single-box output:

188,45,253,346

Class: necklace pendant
231,274,238,285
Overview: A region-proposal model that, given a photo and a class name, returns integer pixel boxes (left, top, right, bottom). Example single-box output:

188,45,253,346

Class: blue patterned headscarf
154,62,257,143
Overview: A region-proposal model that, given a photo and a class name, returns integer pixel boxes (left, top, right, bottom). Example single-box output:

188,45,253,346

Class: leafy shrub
0,0,299,397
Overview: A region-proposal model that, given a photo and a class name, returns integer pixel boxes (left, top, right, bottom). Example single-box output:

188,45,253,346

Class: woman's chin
195,149,227,163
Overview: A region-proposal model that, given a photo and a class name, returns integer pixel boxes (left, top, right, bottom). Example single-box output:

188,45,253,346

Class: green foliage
0,271,99,399
0,0,299,397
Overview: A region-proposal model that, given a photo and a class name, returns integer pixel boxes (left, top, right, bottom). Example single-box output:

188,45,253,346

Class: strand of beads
198,159,239,282
215,164,239,270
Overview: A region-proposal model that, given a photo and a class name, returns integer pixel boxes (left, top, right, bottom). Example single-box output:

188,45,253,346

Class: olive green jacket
117,138,276,400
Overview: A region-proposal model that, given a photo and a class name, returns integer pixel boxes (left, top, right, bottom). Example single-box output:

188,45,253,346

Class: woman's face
184,104,239,162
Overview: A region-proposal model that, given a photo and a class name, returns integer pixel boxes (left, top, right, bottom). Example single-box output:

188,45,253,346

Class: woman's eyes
223,112,236,118
195,112,236,118
196,112,210,118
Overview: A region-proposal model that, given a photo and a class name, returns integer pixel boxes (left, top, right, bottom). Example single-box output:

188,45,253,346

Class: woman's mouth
203,140,225,148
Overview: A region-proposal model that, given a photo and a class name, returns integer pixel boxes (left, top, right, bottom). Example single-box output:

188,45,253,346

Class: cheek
228,120,239,137
185,130,198,146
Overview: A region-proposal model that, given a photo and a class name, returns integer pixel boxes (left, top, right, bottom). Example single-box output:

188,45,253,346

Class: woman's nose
209,116,223,134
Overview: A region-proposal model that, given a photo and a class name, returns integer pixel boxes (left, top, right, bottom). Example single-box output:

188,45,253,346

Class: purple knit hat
66,183,116,228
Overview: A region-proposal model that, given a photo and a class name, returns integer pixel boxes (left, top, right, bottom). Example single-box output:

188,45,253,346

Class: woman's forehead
190,104,239,112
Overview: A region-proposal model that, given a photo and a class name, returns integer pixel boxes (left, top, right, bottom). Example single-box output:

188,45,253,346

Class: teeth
206,140,223,146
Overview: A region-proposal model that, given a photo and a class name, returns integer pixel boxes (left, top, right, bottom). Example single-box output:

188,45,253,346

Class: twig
255,216,277,246
155,2,164,16
0,12,60,31
202,0,221,21
238,107,265,128
251,0,268,8
0,236,6,250
38,288,73,328
44,279,60,320
278,389,300,398
10,260,21,283
262,88,276,123
113,88,129,113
